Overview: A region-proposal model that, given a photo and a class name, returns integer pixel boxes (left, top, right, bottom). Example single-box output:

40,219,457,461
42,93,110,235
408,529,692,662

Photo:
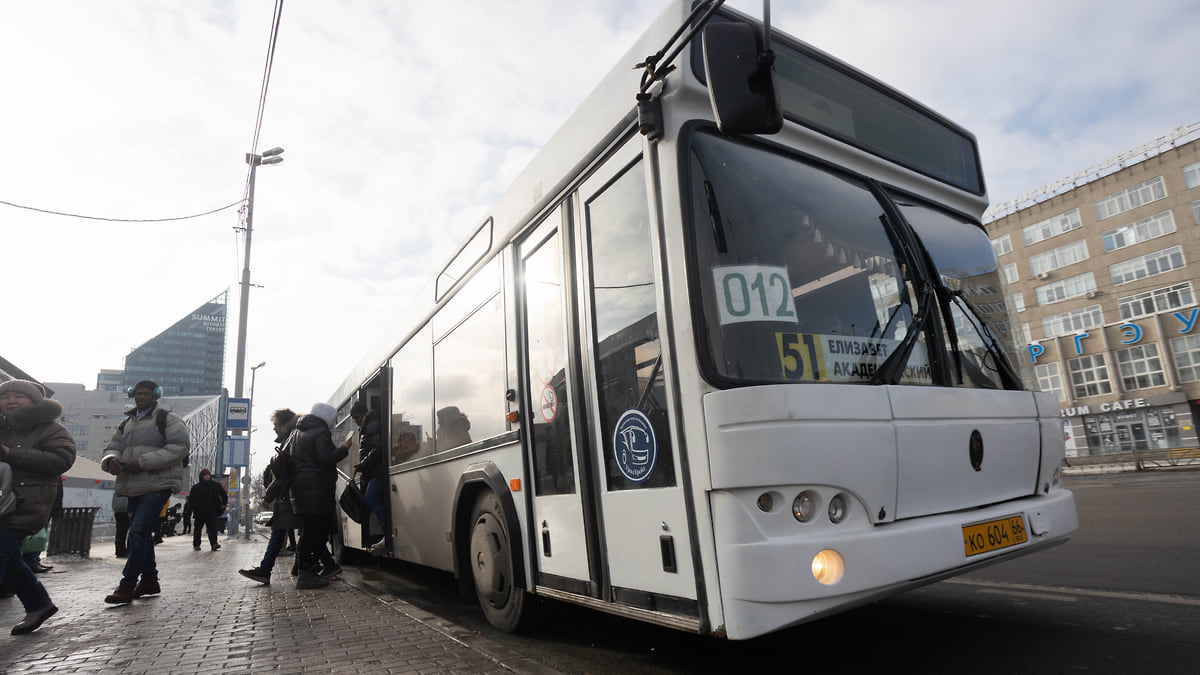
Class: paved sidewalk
2,532,552,674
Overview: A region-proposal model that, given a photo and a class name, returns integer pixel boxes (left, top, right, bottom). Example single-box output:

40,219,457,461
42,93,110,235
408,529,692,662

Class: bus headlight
812,549,844,585
828,494,848,524
792,491,818,522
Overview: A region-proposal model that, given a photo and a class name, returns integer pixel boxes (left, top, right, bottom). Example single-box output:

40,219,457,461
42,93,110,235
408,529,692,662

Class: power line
242,0,285,202
0,198,243,223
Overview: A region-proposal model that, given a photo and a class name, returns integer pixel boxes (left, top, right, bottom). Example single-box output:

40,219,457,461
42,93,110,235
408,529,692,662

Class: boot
104,585,136,604
133,578,161,598
296,569,329,590
11,604,58,635
238,567,271,585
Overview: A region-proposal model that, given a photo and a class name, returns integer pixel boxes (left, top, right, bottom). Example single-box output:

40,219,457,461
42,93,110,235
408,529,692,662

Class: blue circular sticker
613,409,657,483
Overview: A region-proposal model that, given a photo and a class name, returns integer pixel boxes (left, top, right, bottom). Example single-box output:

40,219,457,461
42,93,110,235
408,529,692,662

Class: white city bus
326,0,1077,640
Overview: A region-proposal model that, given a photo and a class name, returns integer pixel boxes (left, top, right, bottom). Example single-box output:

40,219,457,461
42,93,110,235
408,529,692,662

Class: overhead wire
241,0,285,205
0,198,243,223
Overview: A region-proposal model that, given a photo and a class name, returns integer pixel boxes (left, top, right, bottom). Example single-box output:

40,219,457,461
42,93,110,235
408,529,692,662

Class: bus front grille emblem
969,430,984,471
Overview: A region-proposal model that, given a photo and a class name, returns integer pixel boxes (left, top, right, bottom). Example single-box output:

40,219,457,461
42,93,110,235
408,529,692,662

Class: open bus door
334,371,390,559
517,136,699,625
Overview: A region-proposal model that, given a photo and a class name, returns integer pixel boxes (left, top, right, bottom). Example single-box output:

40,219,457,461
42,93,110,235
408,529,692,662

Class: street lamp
246,361,267,539
235,147,283,400
233,148,281,539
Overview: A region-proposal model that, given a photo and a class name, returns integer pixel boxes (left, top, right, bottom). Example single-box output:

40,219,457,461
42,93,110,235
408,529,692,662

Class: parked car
254,510,273,525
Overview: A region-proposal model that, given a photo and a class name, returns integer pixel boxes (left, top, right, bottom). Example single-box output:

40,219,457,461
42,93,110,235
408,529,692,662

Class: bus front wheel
468,490,526,632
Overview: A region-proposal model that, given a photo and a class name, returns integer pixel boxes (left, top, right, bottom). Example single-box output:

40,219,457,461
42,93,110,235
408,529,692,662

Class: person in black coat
0,379,76,635
237,408,301,586
350,401,387,536
186,469,227,551
287,402,349,589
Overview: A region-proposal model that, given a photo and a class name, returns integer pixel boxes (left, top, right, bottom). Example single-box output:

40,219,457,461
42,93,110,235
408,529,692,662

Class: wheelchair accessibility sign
613,409,656,483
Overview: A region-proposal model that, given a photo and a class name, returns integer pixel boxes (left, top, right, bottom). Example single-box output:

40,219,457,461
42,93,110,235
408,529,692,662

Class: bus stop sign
226,397,250,430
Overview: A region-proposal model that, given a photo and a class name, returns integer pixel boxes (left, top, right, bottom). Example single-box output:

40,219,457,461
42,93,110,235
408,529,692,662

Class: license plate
962,514,1028,557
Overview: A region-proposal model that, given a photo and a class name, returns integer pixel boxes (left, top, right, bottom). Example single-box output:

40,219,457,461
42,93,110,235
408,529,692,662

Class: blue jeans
260,527,288,572
121,490,171,589
0,527,52,612
364,477,387,530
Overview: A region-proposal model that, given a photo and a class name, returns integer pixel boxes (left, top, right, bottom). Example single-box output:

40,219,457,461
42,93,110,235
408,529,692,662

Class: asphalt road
358,470,1200,674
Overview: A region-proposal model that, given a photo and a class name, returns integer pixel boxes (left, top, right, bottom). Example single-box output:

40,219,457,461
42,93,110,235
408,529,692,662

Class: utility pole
233,147,283,538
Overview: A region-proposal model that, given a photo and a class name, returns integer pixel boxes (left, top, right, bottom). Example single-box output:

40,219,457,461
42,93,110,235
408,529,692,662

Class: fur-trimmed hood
1,398,65,432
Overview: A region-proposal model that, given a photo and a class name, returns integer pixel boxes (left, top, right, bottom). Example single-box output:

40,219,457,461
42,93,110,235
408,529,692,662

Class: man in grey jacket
100,380,189,604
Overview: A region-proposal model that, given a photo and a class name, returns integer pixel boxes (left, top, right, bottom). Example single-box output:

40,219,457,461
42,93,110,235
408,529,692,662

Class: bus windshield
687,129,1025,389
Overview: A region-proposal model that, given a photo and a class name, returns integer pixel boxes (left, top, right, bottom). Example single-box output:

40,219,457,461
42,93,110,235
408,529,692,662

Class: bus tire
468,489,527,632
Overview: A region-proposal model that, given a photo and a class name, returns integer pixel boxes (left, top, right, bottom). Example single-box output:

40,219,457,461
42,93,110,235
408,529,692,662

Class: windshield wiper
948,290,1024,390
703,180,729,253
870,281,935,385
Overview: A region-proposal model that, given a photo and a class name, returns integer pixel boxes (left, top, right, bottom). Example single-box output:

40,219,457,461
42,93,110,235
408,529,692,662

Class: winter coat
100,403,190,497
0,398,77,533
262,460,299,530
286,414,347,517
186,478,227,516
353,409,386,480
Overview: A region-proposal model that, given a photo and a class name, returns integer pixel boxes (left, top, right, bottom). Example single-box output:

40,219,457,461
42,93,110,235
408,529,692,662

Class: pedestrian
181,499,191,534
186,469,227,551
350,400,387,541
0,379,76,635
99,380,190,604
287,402,349,589
237,408,301,586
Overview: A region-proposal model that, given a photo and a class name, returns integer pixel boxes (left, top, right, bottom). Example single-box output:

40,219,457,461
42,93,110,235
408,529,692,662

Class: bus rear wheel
468,490,526,632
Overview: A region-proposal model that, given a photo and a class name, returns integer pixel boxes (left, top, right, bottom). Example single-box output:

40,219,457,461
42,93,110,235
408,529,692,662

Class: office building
984,124,1200,456
121,291,228,397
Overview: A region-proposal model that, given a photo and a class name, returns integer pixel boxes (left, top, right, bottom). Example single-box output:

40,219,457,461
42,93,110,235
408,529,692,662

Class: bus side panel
387,442,527,572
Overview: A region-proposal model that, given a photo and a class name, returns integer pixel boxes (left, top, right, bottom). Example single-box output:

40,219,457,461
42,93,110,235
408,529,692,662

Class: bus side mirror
702,22,783,135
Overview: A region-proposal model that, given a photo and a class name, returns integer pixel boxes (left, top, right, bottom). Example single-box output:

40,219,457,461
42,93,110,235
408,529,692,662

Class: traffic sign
226,397,251,430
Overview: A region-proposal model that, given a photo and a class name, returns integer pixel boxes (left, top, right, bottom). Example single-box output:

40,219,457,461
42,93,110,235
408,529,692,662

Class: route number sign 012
713,265,799,326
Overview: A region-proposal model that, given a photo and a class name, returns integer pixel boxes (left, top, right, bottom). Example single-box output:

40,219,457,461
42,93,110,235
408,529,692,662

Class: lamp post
234,148,281,540
246,361,266,540
235,147,283,400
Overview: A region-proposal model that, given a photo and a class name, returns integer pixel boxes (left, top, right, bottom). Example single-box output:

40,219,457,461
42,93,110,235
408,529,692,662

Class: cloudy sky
3,0,1198,464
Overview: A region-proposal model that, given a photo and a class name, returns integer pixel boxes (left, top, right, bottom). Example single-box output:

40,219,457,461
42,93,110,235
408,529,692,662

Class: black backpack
118,408,190,467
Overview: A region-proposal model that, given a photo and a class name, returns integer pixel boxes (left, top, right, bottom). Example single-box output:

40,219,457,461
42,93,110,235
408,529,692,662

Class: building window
1083,406,1179,454
1041,304,1103,338
991,234,1012,256
1021,323,1032,343
1101,211,1176,252
1185,161,1200,189
1117,282,1194,320
1035,362,1066,401
1028,239,1088,276
1094,176,1167,221
1171,334,1200,382
1003,262,1018,284
1022,208,1082,246
1068,353,1113,398
1012,292,1025,312
1109,245,1185,285
1192,201,1200,225
1036,272,1096,305
1115,344,1166,390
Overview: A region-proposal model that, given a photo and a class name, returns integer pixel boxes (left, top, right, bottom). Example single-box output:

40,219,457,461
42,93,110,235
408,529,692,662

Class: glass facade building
122,292,227,396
